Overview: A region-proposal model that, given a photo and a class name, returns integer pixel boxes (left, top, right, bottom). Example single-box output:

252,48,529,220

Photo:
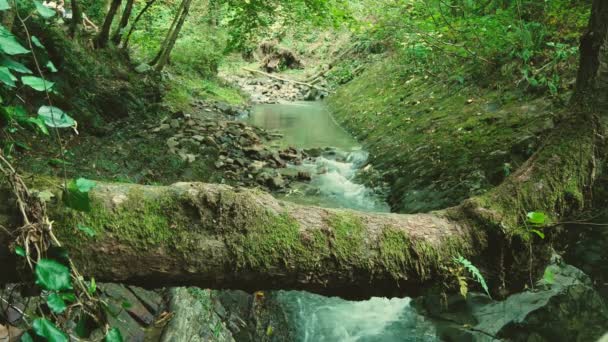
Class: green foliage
34,0,56,18
453,255,490,297
64,178,96,212
527,211,548,225
32,318,68,342
15,245,26,257
38,106,76,128
46,292,68,314
21,75,54,91
35,259,73,291
77,224,96,237
105,328,124,342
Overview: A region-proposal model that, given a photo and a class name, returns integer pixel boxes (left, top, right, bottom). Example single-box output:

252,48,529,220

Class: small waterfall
275,291,439,342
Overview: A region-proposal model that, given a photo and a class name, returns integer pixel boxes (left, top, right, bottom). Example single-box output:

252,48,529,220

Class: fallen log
242,67,328,93
0,109,600,298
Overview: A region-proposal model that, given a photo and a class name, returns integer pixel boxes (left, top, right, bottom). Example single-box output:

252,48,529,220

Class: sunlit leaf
15,246,25,257
22,76,54,91
0,0,10,11
0,26,29,55
38,106,75,128
527,211,548,225
76,178,96,192
31,36,45,49
34,1,56,18
46,60,58,72
46,292,67,314
32,318,68,342
35,259,72,291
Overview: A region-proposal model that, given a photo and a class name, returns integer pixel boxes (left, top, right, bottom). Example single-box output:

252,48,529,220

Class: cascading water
245,102,440,341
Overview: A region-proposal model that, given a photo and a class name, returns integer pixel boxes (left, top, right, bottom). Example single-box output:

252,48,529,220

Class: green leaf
35,259,72,291
0,0,10,11
21,76,54,91
48,158,72,167
527,211,548,225
454,255,490,298
31,36,45,49
20,332,34,342
0,26,30,55
74,316,89,338
0,55,33,74
0,66,16,87
34,1,56,18
76,178,96,192
64,179,91,212
530,229,545,239
32,318,68,342
88,277,97,295
15,246,25,257
77,224,96,237
38,106,76,128
543,268,555,285
46,60,58,72
60,292,76,302
26,117,50,135
47,292,67,314
105,328,124,342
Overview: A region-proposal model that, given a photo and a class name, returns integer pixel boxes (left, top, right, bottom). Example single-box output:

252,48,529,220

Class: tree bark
149,0,184,66
574,0,608,108
153,0,193,72
96,0,122,48
69,0,82,37
122,0,158,49
111,0,134,45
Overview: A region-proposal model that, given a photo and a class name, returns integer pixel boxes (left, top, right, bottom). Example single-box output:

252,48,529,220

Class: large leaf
105,328,124,342
527,211,548,225
0,0,9,11
0,26,29,55
21,76,54,91
46,292,67,314
34,1,56,18
35,259,72,291
0,66,16,87
64,179,91,211
32,318,68,342
76,178,96,192
0,55,32,74
38,106,75,128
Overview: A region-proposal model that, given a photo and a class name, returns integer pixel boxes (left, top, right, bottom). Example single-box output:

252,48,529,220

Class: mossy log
0,112,601,298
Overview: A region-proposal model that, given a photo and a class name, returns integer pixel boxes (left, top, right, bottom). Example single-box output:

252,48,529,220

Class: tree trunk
574,0,608,108
153,0,192,72
69,0,82,37
122,0,158,49
149,0,184,66
111,0,134,45
96,0,122,48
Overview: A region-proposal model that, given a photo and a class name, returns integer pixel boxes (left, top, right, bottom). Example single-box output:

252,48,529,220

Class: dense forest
0,0,607,341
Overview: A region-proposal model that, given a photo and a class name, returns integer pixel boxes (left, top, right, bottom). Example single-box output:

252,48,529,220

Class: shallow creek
246,102,440,341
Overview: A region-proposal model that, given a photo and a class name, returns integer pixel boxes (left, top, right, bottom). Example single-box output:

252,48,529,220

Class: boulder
416,259,608,341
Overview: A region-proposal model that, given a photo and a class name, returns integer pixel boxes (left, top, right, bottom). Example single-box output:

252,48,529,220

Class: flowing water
246,102,440,341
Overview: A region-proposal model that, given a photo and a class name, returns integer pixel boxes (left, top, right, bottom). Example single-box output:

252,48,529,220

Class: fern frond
454,255,491,298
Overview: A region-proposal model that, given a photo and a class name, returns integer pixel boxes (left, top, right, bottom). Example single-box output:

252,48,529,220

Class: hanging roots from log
0,153,113,337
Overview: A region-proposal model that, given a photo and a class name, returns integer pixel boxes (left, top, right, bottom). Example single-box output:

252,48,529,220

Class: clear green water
247,102,360,150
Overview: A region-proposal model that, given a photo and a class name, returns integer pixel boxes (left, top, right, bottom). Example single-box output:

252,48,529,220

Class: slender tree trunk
96,0,122,48
574,0,608,108
149,0,186,66
111,0,134,45
122,0,158,49
153,0,193,72
69,0,82,37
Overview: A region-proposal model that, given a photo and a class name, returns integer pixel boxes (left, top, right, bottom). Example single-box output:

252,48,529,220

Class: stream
246,102,440,341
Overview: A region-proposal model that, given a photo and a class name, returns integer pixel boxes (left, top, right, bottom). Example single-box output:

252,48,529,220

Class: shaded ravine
245,101,439,341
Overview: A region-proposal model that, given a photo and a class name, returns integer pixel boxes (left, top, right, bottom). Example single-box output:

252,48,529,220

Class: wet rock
101,283,155,326
128,286,164,316
418,260,608,341
297,171,312,181
161,288,234,342
170,119,181,129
